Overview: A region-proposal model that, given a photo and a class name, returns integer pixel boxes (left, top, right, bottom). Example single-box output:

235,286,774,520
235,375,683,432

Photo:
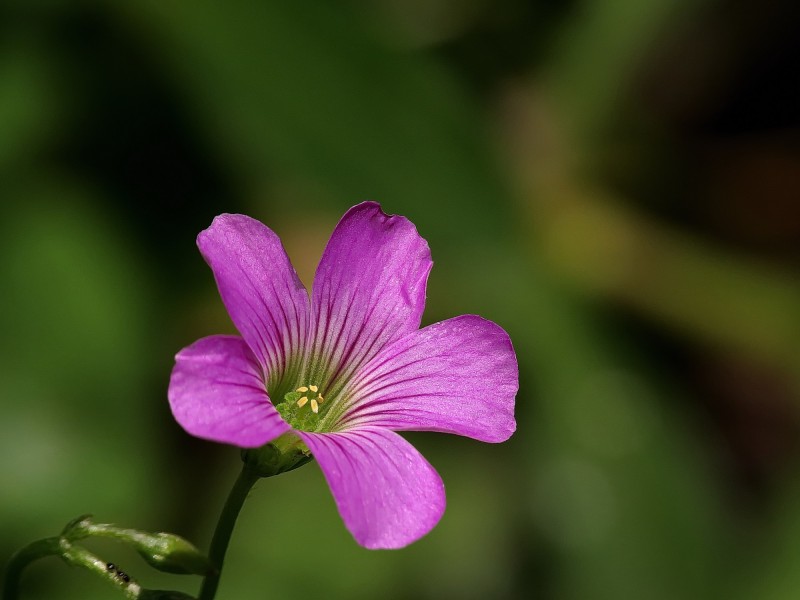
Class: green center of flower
274,384,329,431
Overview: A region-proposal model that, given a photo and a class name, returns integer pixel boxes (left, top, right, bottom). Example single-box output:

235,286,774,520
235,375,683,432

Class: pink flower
169,202,517,548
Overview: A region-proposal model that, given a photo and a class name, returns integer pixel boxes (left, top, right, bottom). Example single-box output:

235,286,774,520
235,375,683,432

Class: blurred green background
2,1,799,598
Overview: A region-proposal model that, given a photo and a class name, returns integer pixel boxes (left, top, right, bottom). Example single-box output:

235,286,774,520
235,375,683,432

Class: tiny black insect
118,571,130,583
106,563,115,571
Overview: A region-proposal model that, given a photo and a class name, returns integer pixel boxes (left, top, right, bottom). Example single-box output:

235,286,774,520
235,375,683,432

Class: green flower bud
131,532,214,575
59,515,212,576
241,432,313,478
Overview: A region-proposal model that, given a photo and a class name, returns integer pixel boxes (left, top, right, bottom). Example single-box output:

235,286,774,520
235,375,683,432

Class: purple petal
335,316,517,443
197,214,309,381
168,335,290,447
297,427,445,549
309,202,431,390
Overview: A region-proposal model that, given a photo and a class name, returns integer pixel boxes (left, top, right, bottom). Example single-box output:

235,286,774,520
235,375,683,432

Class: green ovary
274,384,331,431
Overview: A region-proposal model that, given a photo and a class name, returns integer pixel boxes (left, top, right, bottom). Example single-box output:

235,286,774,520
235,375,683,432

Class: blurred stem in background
498,0,800,390
502,85,800,384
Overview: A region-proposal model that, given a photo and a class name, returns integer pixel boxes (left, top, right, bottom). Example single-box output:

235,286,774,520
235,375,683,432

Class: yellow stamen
310,399,319,414
296,386,309,393
317,395,324,403
309,385,318,392
297,396,309,408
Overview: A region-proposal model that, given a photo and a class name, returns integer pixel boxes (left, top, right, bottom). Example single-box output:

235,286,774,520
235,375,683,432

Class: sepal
241,432,313,478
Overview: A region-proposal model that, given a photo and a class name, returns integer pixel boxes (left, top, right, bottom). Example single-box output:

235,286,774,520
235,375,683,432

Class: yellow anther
317,395,324,403
310,399,319,414
297,396,309,408
309,385,318,392
296,386,309,393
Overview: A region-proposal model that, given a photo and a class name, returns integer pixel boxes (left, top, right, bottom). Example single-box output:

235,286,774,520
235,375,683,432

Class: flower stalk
198,462,261,600
3,537,63,599
65,520,212,576
59,544,144,598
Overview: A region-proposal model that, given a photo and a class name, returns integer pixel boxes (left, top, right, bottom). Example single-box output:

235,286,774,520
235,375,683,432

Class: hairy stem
59,545,143,598
3,537,143,599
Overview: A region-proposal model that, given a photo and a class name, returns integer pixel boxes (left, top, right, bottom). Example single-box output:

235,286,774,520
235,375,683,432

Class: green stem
198,464,260,600
59,545,142,599
2,538,143,600
2,537,62,600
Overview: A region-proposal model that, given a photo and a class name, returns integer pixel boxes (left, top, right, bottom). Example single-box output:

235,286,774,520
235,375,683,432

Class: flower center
274,384,328,431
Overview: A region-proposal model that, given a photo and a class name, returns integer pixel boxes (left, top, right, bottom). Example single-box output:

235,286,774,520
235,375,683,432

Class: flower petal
197,214,309,383
168,335,290,447
335,316,517,443
309,202,431,390
297,427,445,549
